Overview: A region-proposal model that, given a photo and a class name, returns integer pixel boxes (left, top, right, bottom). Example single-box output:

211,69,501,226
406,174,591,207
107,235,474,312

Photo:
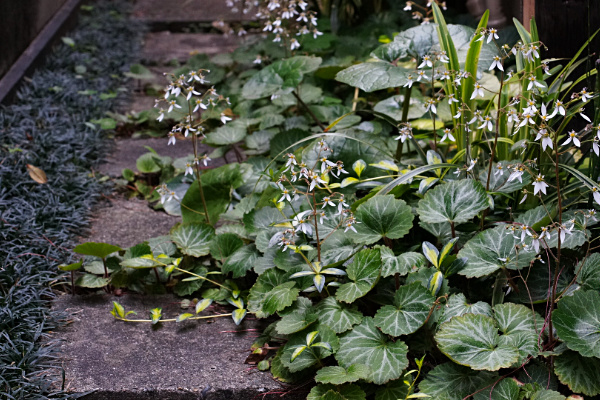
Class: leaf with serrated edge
170,223,215,257
418,362,498,400
307,384,367,400
248,269,291,317
374,379,409,400
315,364,370,385
351,195,414,245
336,62,411,92
435,313,520,371
472,378,520,400
262,282,300,315
336,317,409,384
222,244,260,278
493,303,539,363
417,180,488,224
381,248,425,278
439,293,492,324
576,253,600,291
458,225,537,278
336,249,381,303
281,325,338,372
554,350,600,396
374,282,435,336
316,297,363,334
552,289,600,358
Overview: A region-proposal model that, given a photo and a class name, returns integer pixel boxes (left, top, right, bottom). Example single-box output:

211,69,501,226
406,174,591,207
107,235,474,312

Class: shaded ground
55,294,301,400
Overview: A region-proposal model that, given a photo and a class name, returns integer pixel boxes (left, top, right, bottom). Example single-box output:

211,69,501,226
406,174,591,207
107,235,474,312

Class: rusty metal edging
0,0,83,104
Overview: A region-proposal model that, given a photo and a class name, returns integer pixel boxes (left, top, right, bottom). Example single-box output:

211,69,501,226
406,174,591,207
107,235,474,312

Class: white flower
447,93,459,104
524,99,537,114
539,102,556,123
535,128,553,151
185,162,194,176
403,1,412,11
167,132,176,145
593,187,600,206
167,100,181,113
292,210,313,235
403,75,414,88
579,109,592,123
518,112,535,129
593,138,600,157
507,109,519,125
185,87,200,100
494,163,504,176
308,171,326,191
489,55,503,71
508,165,525,183
471,82,485,99
425,98,437,114
290,38,300,50
278,188,292,203
467,158,478,172
580,87,592,102
416,70,427,81
157,109,165,122
477,116,493,131
322,196,335,208
437,51,449,63
318,211,328,225
183,124,196,137
487,28,499,43
527,75,544,91
441,128,455,143
562,130,580,147
554,100,566,116
418,55,433,69
395,126,412,142
533,174,549,195
220,113,232,124
253,55,262,64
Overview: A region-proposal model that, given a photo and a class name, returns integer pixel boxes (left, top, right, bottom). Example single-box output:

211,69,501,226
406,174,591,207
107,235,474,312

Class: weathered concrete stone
54,294,305,399
142,32,240,63
98,137,223,178
83,196,177,248
132,0,256,24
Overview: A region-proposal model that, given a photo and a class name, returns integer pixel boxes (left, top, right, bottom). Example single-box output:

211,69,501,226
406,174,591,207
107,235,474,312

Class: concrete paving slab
84,195,178,248
142,32,240,63
132,0,256,24
98,137,224,178
54,294,304,399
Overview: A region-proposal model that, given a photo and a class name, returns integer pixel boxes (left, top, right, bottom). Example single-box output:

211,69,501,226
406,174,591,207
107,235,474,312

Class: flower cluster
227,0,321,50
403,0,447,24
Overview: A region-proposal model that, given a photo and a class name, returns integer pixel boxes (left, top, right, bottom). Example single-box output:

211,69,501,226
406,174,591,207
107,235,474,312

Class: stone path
54,2,303,398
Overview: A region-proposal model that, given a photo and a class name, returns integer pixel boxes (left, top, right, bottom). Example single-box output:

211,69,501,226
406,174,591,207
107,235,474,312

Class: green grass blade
377,163,459,195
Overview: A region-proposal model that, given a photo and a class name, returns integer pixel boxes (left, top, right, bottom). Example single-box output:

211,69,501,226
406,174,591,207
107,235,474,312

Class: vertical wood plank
522,0,535,26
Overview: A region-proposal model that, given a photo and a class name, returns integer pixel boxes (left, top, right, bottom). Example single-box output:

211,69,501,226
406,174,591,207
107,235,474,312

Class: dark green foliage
0,2,142,397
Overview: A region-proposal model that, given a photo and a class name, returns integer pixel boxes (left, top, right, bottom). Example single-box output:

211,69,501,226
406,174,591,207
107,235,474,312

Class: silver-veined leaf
336,317,409,384
315,364,370,385
221,244,260,278
316,297,363,334
374,282,435,336
336,249,381,303
307,384,367,400
439,293,492,324
554,350,600,396
351,195,414,244
417,179,489,225
380,248,425,278
552,289,600,358
457,225,538,278
418,362,498,400
170,223,215,257
435,313,521,371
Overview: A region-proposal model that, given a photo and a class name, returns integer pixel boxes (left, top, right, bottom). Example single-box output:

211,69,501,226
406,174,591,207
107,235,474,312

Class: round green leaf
307,384,366,400
374,282,435,336
136,152,161,173
554,350,600,396
315,364,370,385
380,249,425,278
170,223,215,257
419,362,498,400
221,244,259,278
276,298,318,335
473,377,520,400
75,273,109,288
553,289,600,358
439,293,492,324
576,253,600,291
374,379,409,400
204,125,246,146
316,297,363,334
417,179,489,225
281,325,338,372
351,195,414,245
336,62,411,92
336,317,409,384
457,225,538,278
209,233,244,262
435,313,521,371
58,261,83,271
336,248,381,303
262,281,300,315
373,94,427,121
73,242,122,259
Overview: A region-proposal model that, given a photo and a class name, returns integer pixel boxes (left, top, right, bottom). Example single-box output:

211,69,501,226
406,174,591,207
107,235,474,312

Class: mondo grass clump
0,2,141,398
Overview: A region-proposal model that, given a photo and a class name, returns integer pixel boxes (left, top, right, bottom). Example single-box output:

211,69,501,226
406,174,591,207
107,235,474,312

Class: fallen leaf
27,164,48,184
